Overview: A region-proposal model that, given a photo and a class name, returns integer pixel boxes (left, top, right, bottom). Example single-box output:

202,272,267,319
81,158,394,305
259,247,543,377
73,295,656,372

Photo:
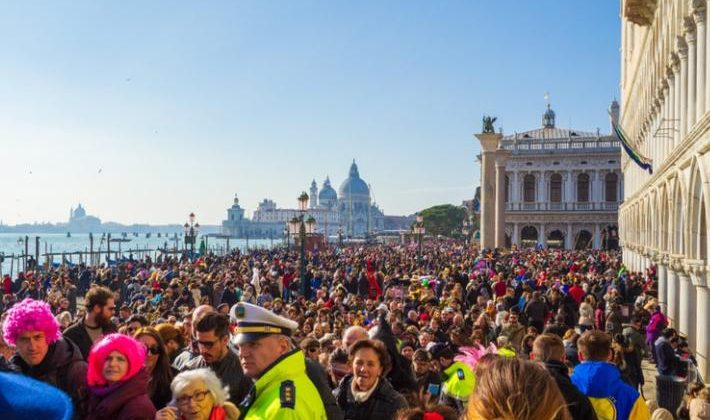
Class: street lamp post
298,192,309,299
337,226,343,248
183,212,200,260
287,192,315,300
462,219,470,247
414,214,425,266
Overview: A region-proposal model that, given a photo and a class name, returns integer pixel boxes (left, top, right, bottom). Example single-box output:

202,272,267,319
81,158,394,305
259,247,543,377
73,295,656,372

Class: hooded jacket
10,338,87,416
571,361,650,420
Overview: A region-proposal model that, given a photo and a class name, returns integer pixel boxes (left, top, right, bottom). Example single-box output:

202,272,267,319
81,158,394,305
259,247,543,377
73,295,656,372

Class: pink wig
3,298,61,346
87,333,146,387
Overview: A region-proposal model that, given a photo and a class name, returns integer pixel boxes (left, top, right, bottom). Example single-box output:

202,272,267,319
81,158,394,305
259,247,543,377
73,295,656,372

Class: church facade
221,160,385,239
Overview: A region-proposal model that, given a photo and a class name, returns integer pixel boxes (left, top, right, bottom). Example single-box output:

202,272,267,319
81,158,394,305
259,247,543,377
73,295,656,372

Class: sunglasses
144,345,161,355
307,347,320,353
197,339,220,349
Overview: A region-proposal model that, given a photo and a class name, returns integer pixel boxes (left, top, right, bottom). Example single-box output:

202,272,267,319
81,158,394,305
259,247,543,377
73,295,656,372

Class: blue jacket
571,361,650,420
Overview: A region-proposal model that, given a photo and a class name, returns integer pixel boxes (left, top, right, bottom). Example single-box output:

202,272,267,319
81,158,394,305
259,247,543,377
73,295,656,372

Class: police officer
430,343,475,412
232,302,327,420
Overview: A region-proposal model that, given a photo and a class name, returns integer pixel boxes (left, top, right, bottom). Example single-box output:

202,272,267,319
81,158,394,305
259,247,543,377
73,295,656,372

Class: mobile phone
427,383,441,397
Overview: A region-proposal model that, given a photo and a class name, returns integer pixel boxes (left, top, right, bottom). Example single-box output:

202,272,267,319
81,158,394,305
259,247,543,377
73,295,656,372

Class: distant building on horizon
67,203,102,232
221,160,412,239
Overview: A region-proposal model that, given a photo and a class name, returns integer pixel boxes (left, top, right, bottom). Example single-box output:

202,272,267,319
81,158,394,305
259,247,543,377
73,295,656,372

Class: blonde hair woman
467,357,570,420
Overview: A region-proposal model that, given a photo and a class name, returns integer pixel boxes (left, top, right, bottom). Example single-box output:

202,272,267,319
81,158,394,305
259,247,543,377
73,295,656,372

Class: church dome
339,160,370,197
73,204,86,219
319,177,337,202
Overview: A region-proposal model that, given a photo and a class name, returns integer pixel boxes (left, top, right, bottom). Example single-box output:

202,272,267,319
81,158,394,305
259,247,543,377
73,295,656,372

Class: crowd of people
0,241,708,419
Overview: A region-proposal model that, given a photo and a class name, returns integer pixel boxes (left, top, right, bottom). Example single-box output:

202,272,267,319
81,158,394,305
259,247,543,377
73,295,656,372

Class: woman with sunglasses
85,333,156,420
135,327,176,410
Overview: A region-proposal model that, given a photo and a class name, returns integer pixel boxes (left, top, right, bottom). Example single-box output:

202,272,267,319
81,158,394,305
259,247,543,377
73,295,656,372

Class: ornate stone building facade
619,0,710,379
476,104,622,250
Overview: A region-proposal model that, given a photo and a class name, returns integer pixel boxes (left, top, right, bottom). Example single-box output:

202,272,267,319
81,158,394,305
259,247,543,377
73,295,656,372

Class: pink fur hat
87,333,146,387
2,299,61,346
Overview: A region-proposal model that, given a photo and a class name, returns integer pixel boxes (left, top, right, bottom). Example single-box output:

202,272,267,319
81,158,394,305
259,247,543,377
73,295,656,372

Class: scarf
351,377,379,403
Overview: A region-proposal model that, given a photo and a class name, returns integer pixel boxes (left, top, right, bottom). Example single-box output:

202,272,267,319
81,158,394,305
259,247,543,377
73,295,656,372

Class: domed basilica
222,160,386,239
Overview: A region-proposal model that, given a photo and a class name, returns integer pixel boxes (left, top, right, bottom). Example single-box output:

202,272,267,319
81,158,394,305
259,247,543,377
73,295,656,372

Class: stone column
707,0,710,116
597,171,604,203
537,171,546,205
657,262,668,311
697,285,710,381
672,56,681,149
679,271,697,349
686,18,698,129
564,171,573,210
667,266,679,327
565,223,573,250
512,222,519,246
679,37,690,139
511,171,519,204
495,149,511,248
695,4,707,120
475,132,503,250
593,224,601,249
538,223,546,248
663,76,671,162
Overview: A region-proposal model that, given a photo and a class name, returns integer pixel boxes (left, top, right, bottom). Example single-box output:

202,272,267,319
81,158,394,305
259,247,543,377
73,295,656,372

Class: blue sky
0,1,620,225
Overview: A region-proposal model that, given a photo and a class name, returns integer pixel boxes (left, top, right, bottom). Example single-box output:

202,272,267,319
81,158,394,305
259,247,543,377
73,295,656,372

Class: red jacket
568,285,585,304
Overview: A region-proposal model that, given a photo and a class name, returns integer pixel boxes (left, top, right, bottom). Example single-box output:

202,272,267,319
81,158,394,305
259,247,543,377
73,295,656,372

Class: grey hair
170,368,230,406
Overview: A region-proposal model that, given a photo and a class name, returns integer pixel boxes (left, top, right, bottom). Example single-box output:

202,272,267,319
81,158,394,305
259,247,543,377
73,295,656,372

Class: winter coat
571,361,650,420
524,299,549,325
333,375,408,420
544,361,597,420
500,322,526,352
86,369,156,420
306,357,344,420
10,338,88,416
646,311,668,342
63,318,117,361
370,313,417,393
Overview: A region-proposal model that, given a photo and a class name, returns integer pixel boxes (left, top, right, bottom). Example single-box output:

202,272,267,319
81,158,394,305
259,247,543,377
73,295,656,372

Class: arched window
577,173,590,202
605,173,618,202
523,174,536,202
550,173,562,202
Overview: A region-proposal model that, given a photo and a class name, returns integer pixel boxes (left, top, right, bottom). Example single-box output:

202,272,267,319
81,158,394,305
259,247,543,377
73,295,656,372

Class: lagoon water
0,233,280,276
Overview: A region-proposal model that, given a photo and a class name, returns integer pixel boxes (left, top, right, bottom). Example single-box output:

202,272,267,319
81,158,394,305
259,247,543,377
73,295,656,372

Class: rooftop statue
482,116,497,133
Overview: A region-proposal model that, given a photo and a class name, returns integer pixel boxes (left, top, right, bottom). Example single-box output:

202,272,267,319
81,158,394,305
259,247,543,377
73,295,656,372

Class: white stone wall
620,0,710,380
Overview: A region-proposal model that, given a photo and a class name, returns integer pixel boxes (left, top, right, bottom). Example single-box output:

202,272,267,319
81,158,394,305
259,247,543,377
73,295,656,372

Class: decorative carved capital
624,0,658,26
693,0,707,24
683,259,707,287
669,254,686,272
685,16,697,41
677,36,689,58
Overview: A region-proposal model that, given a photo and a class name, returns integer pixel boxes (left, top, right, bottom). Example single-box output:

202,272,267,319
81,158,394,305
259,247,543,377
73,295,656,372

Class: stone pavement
641,359,658,402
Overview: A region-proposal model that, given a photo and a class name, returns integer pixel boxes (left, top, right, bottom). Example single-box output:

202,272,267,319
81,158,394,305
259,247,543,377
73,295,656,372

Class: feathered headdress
454,343,498,370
